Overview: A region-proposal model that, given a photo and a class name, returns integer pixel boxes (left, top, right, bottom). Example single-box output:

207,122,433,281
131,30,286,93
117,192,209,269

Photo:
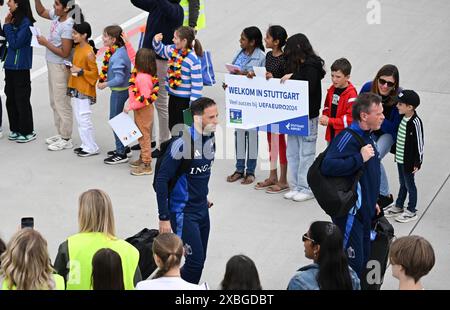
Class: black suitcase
361,215,395,290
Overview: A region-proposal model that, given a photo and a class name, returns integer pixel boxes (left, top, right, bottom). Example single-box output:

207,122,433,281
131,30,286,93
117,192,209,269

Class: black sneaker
378,194,395,211
107,147,131,158
73,147,83,154
104,153,129,165
78,150,100,157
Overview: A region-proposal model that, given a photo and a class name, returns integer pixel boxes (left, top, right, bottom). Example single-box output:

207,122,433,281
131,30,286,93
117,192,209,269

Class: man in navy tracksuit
155,97,218,284
321,93,384,277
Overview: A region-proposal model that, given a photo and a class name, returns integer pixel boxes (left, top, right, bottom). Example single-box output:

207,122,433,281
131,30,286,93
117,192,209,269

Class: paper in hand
29,26,44,48
108,112,143,147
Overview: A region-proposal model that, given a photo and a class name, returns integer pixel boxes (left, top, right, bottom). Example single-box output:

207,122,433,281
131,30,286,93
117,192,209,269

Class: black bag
307,128,365,218
125,228,159,280
361,215,395,290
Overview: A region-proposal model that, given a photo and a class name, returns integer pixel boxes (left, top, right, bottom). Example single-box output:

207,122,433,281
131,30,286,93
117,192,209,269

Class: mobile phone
21,217,34,229
64,60,73,67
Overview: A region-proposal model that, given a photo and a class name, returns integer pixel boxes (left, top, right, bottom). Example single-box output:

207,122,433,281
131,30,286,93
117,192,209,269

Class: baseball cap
397,90,420,108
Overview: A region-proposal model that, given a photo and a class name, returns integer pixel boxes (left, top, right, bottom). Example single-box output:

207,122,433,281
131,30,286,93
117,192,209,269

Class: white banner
225,74,310,135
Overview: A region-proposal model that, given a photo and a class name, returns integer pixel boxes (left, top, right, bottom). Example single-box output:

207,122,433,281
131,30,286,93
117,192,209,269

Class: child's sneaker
8,132,20,141
78,150,100,157
107,147,132,158
293,191,315,202
16,132,37,143
129,158,143,168
46,135,62,145
73,147,83,155
284,190,299,200
131,163,153,176
48,139,73,151
384,206,404,218
104,153,129,165
395,210,418,223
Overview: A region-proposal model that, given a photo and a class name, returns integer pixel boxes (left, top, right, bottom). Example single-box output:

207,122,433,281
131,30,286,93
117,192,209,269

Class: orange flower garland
129,68,159,106
167,48,190,89
99,45,118,83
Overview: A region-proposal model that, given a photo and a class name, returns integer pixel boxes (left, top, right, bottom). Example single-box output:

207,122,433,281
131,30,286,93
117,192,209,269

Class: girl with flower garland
153,26,203,136
97,25,132,165
122,32,159,176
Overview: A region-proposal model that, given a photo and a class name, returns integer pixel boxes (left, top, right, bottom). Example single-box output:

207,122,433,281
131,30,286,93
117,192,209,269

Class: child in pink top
122,33,158,176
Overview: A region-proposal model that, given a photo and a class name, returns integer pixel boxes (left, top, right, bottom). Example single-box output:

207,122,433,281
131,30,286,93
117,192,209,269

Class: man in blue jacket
154,97,218,284
321,93,384,277
130,0,183,150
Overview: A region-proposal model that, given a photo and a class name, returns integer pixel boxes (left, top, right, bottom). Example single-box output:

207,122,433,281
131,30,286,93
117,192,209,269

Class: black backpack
125,228,159,280
152,132,195,194
307,128,366,218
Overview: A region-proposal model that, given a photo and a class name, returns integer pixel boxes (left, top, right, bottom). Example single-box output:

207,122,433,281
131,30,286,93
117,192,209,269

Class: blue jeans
374,133,394,196
235,128,258,175
396,164,417,213
286,117,318,194
109,90,129,154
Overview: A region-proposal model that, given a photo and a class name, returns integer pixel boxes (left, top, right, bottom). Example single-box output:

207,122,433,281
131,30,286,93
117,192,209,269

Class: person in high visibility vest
180,0,206,30
0,228,65,290
54,189,141,290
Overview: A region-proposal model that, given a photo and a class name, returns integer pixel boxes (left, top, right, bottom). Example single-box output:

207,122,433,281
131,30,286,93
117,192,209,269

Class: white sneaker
395,210,418,223
284,190,299,200
46,135,62,145
48,139,73,151
293,192,315,202
384,206,404,218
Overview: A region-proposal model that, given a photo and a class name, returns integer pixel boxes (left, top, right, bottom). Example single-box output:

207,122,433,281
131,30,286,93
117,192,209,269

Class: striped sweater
152,39,203,102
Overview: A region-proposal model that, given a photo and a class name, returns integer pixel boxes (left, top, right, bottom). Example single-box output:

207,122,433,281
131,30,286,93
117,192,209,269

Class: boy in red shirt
320,58,358,143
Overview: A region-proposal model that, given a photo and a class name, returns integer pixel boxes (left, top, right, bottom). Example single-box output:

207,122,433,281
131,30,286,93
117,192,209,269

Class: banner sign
225,74,309,135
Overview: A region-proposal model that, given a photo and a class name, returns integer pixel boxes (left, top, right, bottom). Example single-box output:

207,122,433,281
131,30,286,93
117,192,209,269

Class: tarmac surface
0,0,449,289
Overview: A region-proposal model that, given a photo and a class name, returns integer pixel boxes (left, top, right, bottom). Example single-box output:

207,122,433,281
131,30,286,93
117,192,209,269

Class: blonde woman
0,228,65,290
54,189,141,290
136,233,204,290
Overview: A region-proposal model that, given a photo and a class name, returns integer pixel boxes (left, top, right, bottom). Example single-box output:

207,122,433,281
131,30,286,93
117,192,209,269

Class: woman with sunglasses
360,64,402,210
287,221,360,290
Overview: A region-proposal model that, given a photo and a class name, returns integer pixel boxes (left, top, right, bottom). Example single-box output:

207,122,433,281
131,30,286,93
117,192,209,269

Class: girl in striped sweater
153,26,203,136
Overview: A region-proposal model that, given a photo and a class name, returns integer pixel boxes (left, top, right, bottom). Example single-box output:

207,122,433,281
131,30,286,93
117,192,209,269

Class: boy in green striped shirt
385,90,424,223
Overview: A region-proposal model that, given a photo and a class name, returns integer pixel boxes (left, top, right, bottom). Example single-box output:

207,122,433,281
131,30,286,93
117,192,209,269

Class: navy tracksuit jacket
321,122,381,277
155,126,215,284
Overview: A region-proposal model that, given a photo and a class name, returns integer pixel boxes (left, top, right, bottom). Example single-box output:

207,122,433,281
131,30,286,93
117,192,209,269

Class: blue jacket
155,127,215,221
107,46,131,89
360,81,402,138
3,17,33,70
321,122,380,221
231,48,266,73
287,263,361,290
130,0,183,60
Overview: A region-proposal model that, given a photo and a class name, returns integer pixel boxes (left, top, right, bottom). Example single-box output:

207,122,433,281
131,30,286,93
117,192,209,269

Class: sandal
254,178,277,190
266,184,290,194
227,171,244,183
241,174,255,185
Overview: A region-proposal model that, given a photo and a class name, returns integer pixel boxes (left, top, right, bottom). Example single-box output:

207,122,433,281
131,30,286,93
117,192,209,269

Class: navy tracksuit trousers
171,211,210,284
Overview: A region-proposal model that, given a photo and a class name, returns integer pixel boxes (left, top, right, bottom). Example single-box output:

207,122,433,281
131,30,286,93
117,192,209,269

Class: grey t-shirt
46,9,74,64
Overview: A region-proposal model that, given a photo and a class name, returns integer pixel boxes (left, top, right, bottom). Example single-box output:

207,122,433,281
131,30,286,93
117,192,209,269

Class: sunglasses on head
302,233,316,243
378,78,395,88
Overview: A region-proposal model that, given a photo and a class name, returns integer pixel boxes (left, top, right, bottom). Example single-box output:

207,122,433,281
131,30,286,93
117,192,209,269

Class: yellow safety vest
1,274,65,290
66,232,139,290
181,0,206,30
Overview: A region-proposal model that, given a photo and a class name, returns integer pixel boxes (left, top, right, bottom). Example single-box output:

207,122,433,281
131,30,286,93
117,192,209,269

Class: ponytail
193,39,203,57
151,233,184,279
89,40,98,55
